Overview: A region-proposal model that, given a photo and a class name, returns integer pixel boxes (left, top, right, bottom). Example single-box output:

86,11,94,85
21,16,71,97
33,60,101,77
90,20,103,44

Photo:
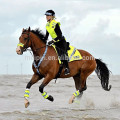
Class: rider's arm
44,30,49,40
54,23,63,41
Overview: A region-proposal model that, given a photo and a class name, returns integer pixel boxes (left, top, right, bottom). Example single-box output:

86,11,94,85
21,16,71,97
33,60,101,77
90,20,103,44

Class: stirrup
64,68,70,75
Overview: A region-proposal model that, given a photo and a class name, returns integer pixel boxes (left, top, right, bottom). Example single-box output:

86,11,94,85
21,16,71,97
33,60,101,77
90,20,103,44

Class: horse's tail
95,59,112,91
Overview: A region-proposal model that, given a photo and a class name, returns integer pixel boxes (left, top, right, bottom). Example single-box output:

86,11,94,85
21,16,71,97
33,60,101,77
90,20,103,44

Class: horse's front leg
39,74,54,102
24,74,43,108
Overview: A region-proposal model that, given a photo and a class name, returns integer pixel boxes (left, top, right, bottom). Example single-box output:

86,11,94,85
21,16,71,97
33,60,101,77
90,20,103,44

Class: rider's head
45,10,55,22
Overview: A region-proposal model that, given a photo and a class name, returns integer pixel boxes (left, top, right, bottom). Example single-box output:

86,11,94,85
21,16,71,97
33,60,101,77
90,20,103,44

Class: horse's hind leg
73,72,81,90
79,71,88,92
69,68,94,104
69,72,86,104
73,72,87,92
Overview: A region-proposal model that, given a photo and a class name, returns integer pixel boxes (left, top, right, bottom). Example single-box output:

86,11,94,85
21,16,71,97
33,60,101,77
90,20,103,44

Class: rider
44,10,70,75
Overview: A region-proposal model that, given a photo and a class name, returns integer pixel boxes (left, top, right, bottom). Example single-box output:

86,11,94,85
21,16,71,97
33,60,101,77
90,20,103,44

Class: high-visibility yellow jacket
46,19,61,42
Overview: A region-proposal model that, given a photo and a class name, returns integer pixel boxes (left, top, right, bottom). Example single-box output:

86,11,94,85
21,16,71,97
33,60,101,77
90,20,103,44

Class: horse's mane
31,28,47,44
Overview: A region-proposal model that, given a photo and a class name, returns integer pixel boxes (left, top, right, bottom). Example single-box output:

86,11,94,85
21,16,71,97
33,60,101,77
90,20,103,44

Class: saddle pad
52,45,82,64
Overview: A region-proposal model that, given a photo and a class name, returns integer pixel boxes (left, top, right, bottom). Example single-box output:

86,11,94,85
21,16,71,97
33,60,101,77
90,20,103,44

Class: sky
0,0,120,75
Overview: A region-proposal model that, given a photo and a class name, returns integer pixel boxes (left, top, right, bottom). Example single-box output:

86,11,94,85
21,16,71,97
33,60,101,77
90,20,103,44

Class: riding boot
64,60,70,75
61,53,70,75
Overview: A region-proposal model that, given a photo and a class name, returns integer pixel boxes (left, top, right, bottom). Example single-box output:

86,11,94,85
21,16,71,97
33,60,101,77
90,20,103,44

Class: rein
24,45,47,56
24,45,47,52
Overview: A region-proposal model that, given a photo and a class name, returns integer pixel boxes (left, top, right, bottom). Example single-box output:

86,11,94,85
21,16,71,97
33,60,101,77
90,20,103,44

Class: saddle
52,45,82,64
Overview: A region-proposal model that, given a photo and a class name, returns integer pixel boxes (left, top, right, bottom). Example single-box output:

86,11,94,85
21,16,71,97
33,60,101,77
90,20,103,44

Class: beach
0,75,120,120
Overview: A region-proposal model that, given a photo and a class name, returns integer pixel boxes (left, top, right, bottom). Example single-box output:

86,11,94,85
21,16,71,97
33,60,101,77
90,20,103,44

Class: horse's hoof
69,99,74,104
69,95,75,104
24,99,30,108
47,95,54,102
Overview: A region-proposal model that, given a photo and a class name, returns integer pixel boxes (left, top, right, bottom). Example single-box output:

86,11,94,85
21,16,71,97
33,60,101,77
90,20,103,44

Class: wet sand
0,75,120,120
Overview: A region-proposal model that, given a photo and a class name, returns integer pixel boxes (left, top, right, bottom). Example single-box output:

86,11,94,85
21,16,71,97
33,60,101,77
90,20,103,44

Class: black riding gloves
48,40,54,45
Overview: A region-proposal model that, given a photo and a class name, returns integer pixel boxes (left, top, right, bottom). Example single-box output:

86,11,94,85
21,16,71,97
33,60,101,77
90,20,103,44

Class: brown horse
16,27,111,108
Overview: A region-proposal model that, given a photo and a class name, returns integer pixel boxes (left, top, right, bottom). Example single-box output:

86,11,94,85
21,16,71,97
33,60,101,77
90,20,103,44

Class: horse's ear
28,27,31,32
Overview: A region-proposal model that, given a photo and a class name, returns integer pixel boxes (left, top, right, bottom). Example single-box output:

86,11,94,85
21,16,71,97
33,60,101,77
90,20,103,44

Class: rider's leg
61,38,70,75
54,37,70,75
61,54,70,75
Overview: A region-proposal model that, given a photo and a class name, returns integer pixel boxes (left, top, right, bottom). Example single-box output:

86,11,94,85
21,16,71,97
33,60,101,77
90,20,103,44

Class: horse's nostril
16,48,21,54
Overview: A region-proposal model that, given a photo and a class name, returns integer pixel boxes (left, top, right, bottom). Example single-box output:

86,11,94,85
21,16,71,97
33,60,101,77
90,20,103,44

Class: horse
16,27,111,108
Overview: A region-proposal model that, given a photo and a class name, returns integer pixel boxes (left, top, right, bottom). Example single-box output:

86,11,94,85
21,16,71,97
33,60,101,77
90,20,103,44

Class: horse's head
16,27,31,55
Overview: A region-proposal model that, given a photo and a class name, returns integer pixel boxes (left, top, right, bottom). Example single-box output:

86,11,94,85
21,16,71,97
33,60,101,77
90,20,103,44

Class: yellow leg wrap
73,90,80,97
42,92,48,99
24,89,30,98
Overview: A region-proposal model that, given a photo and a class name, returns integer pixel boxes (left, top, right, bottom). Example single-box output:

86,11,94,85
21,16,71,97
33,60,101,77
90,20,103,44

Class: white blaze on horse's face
16,46,22,55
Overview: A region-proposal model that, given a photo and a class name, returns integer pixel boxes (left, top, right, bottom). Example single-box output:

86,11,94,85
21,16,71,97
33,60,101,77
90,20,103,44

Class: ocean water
0,75,120,120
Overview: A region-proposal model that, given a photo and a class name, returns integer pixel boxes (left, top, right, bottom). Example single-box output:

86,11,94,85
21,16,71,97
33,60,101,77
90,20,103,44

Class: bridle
17,31,30,52
17,31,46,53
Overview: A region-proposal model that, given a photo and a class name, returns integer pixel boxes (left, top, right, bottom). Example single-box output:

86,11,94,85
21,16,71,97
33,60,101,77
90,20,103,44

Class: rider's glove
48,40,54,45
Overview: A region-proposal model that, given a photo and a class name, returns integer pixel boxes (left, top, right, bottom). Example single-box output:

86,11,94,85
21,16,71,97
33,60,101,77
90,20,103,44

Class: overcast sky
0,0,120,75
